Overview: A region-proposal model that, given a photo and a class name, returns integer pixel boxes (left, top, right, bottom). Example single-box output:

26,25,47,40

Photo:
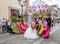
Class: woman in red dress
19,19,28,34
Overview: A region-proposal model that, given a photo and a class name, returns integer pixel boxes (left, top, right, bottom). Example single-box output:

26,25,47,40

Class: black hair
36,22,38,24
39,17,42,20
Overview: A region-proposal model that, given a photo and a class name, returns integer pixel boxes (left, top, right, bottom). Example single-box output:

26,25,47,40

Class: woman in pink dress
17,19,21,33
42,18,50,38
19,19,28,34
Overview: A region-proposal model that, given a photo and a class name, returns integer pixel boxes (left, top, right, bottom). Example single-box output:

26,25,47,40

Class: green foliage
11,16,18,20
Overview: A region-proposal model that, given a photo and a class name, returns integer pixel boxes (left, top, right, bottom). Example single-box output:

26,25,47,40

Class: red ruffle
18,23,28,34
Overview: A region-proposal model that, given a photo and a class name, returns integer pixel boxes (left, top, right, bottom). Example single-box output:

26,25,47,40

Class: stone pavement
33,23,60,44
0,34,38,44
0,24,60,44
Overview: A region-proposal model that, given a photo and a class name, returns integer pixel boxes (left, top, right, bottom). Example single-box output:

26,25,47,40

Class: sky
29,0,60,8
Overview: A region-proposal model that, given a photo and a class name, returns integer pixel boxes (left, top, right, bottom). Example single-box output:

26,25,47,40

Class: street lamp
18,0,26,16
20,2,24,16
21,4,24,15
18,1,24,15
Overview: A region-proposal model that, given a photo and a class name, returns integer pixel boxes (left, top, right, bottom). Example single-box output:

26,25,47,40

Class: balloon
30,0,49,14
37,5,40,9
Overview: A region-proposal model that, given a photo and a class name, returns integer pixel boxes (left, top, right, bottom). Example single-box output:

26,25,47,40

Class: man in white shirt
1,18,7,32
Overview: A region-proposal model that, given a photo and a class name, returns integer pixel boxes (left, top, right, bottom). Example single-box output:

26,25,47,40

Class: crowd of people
0,12,51,39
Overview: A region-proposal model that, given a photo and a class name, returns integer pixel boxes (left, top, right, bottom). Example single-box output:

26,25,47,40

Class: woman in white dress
24,22,39,39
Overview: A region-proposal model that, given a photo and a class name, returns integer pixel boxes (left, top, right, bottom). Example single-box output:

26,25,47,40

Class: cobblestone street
0,24,60,44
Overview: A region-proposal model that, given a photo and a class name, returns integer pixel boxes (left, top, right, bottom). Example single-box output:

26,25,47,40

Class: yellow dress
38,25,44,35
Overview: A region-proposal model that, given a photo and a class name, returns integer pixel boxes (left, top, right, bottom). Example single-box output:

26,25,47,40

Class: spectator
1,18,7,33
7,20,13,33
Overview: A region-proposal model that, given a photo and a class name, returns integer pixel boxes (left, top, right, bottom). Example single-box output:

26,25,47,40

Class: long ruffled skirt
42,26,50,38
